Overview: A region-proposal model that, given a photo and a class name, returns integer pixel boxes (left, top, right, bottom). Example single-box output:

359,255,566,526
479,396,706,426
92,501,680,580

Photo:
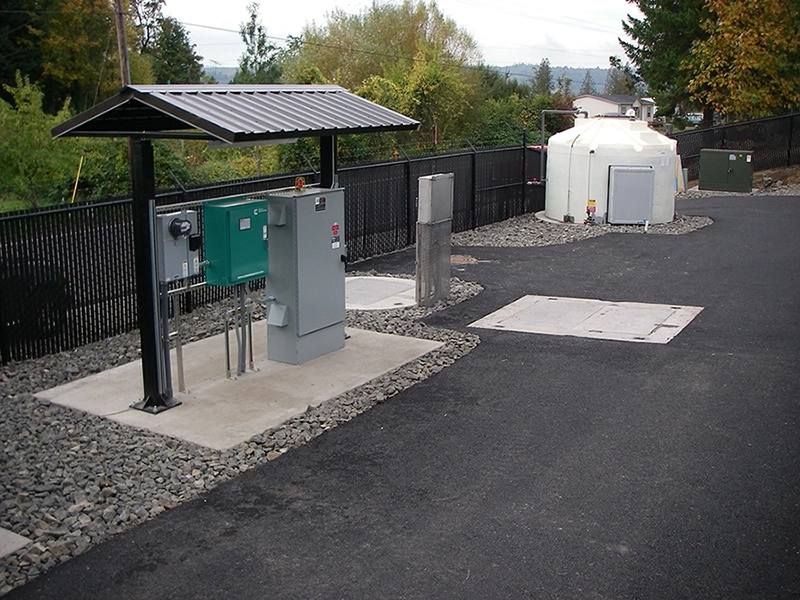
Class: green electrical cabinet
699,149,754,192
204,196,269,287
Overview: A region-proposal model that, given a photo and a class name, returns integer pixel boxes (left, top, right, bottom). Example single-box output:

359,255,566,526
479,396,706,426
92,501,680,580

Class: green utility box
204,196,268,287
699,149,754,192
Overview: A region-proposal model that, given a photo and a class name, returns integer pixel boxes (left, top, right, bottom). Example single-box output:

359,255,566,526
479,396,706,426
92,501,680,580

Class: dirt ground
753,164,800,187
688,163,800,189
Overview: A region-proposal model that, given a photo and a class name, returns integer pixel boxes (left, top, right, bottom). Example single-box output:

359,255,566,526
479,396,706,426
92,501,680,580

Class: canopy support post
320,135,337,188
129,138,180,414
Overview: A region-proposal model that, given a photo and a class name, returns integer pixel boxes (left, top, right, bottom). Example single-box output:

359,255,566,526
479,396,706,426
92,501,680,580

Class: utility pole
112,1,176,411
113,0,131,86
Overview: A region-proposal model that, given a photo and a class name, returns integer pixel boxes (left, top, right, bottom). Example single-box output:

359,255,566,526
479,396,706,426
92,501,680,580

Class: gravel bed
0,278,481,595
452,183,800,248
1,182,797,594
452,212,713,247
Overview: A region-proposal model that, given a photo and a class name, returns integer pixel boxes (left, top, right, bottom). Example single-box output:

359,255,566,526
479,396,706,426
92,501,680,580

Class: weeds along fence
1,144,545,363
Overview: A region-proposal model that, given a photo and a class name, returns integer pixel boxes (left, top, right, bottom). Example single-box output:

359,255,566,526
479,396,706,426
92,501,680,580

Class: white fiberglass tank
544,117,678,225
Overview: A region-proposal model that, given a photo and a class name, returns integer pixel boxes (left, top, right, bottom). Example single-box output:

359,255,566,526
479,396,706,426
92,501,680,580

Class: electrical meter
204,196,269,287
155,210,200,283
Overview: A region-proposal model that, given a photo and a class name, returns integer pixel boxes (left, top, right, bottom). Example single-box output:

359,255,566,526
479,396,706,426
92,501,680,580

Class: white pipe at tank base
566,123,590,220
586,149,594,222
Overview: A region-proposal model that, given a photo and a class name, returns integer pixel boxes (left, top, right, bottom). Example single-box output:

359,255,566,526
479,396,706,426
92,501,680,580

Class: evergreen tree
532,58,553,95
620,0,707,116
555,74,573,99
150,17,204,84
603,56,640,96
579,70,596,95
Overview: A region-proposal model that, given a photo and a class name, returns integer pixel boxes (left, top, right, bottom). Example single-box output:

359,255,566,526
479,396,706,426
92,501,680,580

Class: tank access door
608,165,655,225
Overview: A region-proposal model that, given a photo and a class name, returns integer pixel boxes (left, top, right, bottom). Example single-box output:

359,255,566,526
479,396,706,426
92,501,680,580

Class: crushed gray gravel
452,212,713,247
1,182,796,595
0,278,481,595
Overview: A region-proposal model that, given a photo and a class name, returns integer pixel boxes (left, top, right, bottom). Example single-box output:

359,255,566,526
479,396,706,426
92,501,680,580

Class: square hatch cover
469,295,703,344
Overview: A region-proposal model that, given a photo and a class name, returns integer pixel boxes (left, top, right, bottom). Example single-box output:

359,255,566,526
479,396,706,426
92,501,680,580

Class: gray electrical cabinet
155,210,200,283
608,165,655,224
265,187,347,364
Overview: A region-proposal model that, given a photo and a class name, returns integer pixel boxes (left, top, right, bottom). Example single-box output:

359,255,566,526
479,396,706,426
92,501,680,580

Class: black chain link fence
2,112,797,363
1,144,535,363
670,112,800,180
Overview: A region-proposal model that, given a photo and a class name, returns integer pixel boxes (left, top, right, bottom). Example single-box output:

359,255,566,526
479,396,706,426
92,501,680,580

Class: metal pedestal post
225,284,254,378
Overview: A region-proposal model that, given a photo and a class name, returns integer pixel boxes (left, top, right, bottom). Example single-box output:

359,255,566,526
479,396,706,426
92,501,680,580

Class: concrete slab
0,527,30,559
37,323,442,451
346,276,416,310
469,295,703,344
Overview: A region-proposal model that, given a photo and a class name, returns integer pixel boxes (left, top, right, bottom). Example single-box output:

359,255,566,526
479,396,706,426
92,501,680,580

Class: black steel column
320,135,337,188
405,151,414,246
521,130,527,214
129,138,180,413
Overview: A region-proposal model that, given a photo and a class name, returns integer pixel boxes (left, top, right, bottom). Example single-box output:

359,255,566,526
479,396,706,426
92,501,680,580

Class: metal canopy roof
51,84,420,143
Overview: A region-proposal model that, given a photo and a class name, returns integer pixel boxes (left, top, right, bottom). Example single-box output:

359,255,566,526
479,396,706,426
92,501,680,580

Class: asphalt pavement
7,195,800,600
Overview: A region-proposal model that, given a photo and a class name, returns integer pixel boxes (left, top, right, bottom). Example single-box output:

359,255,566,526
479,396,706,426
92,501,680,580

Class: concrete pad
37,323,442,451
0,527,30,559
346,276,416,310
469,295,703,344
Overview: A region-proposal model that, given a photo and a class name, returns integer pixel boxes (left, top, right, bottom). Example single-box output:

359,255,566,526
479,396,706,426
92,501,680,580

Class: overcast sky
163,0,640,71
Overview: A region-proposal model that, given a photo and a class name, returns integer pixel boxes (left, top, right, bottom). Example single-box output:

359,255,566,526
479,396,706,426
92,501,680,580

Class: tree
131,0,165,53
532,58,553,95
579,70,596,95
280,0,480,146
281,0,479,91
31,0,120,111
150,17,204,84
2,0,153,111
472,65,531,101
620,0,708,117
0,73,77,209
0,0,53,107
603,56,641,96
232,3,281,84
685,0,800,120
398,46,472,144
555,74,573,100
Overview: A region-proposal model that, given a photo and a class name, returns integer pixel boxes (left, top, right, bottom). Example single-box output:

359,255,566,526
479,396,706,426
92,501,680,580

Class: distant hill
497,64,609,95
203,66,237,84
202,63,608,94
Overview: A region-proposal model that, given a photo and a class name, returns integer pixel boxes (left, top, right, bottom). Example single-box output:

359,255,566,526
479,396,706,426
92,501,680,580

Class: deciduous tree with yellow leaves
685,0,800,120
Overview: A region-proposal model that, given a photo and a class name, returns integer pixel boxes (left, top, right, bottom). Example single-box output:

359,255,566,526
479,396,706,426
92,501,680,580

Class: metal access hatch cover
345,276,416,310
469,295,703,344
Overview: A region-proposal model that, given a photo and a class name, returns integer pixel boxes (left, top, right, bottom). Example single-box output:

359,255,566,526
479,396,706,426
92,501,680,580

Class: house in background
574,95,657,122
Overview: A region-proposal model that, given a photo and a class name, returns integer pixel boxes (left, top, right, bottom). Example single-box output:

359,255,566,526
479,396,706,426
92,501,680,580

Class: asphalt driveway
7,195,800,599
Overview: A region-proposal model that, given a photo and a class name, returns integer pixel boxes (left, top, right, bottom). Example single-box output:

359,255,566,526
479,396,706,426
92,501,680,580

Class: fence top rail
670,110,800,140
0,196,132,223
0,171,317,221
339,144,524,173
